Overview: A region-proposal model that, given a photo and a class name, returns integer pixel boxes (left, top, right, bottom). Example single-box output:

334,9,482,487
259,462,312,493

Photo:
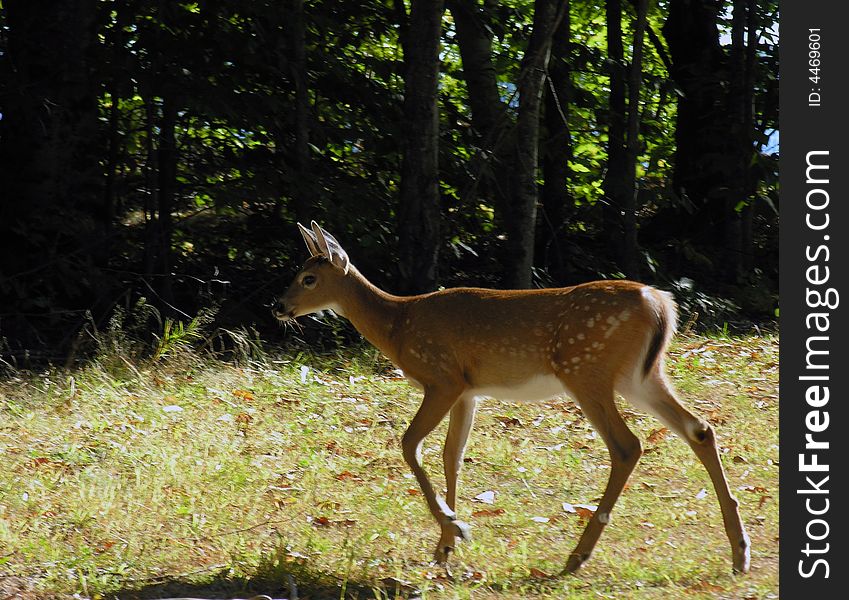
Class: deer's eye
302,274,317,288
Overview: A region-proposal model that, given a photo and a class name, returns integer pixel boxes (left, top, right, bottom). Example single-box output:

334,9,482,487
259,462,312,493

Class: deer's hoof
432,519,472,564
433,543,454,564
561,552,590,575
733,532,752,574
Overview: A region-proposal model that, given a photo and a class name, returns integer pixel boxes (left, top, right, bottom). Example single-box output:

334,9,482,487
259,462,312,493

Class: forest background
0,0,779,363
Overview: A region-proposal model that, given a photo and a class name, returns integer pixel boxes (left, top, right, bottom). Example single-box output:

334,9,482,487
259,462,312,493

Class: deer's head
273,222,351,322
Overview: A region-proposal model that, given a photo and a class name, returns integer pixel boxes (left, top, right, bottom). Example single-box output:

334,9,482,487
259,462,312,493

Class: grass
0,333,778,599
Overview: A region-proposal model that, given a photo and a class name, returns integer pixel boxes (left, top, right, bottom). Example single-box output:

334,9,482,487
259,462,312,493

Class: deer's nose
272,300,287,318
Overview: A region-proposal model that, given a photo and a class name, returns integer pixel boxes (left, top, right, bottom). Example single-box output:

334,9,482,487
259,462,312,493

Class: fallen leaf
335,470,362,482
741,485,768,494
575,507,595,520
562,502,598,514
529,567,551,579
473,490,496,504
472,508,505,518
686,581,725,594
232,389,255,401
646,427,669,445
310,515,331,527
496,416,522,428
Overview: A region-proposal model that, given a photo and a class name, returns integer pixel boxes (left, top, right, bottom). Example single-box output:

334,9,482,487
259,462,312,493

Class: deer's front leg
401,384,470,564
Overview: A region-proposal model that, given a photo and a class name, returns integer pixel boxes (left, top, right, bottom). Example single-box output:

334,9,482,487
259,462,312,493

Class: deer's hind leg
620,369,751,573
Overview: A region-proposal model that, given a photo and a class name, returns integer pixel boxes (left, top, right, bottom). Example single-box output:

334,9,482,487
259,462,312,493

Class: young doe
273,222,751,574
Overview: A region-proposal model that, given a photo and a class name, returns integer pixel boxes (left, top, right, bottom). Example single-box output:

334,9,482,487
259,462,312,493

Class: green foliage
153,313,210,361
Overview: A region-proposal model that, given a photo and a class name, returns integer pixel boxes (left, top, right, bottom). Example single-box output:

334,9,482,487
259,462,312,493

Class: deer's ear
311,221,350,274
298,222,322,257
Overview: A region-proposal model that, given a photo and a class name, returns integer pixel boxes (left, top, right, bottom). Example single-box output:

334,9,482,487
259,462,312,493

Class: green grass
0,335,778,599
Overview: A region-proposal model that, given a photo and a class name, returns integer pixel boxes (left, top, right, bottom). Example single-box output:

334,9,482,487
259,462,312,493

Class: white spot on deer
571,357,581,364
577,333,585,340
563,367,571,374
556,341,563,349
604,322,620,338
619,309,631,321
592,341,600,349
586,319,595,328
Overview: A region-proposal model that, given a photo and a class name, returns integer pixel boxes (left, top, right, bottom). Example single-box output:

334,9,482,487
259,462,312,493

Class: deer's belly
467,374,570,403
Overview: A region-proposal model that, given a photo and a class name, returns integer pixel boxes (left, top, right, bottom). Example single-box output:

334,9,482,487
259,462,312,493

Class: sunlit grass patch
0,335,778,599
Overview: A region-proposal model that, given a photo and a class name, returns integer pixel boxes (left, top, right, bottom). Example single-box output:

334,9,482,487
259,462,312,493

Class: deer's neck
336,267,405,356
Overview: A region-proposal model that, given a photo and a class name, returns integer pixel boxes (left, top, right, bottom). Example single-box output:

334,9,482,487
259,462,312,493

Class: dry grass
0,334,778,599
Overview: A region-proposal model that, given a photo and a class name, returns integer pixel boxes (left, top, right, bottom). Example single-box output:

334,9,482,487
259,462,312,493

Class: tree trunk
449,0,514,247
621,0,649,280
287,0,312,225
155,96,178,306
539,0,572,283
720,0,749,283
601,0,628,269
100,84,121,269
662,0,730,246
741,0,758,273
503,0,563,289
449,0,502,141
0,0,101,278
397,0,445,293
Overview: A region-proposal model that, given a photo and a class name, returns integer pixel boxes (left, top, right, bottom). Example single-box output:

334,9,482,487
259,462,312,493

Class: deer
273,222,751,575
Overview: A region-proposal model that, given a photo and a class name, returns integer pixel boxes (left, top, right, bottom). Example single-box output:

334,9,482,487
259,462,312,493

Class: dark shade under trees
0,0,779,364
